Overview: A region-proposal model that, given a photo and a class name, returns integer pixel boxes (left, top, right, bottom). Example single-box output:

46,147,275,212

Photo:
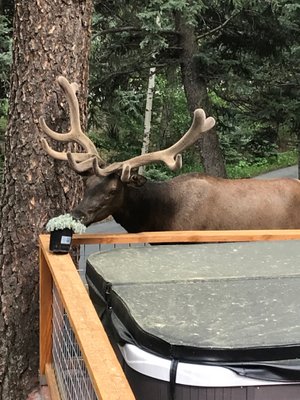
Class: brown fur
71,173,300,233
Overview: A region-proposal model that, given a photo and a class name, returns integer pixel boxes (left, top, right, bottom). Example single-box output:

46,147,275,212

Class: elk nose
71,209,86,224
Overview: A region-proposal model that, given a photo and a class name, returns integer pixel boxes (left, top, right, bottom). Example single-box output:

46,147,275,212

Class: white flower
46,213,86,234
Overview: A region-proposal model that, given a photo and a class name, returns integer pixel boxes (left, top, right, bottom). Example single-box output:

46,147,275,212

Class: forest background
0,0,299,181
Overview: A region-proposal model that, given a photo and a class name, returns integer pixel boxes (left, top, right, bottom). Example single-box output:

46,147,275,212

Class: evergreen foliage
89,0,299,176
0,1,299,180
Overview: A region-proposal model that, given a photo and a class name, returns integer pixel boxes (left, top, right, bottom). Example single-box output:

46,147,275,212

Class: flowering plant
46,213,86,234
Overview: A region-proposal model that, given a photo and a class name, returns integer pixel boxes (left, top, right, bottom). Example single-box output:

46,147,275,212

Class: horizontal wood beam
64,229,300,245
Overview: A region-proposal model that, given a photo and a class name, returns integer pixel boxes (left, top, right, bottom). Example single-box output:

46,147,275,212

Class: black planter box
49,228,73,253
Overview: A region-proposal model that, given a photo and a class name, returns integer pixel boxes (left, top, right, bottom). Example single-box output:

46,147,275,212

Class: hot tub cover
86,241,300,381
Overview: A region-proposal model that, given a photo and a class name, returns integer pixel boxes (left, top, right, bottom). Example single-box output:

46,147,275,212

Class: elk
40,76,300,232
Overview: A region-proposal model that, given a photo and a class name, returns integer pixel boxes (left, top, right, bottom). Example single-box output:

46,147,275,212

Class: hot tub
86,241,300,400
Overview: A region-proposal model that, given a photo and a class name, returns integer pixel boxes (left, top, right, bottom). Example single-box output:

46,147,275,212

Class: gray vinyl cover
86,241,300,381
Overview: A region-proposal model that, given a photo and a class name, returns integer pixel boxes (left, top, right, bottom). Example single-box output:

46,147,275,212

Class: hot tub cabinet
86,241,300,400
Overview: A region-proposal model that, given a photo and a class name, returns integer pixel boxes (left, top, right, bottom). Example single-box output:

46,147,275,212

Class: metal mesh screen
51,238,147,399
52,284,98,400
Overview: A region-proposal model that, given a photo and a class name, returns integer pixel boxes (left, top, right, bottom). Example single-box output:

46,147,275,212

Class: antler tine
93,108,215,181
56,76,99,155
163,109,215,164
41,138,94,162
40,76,105,173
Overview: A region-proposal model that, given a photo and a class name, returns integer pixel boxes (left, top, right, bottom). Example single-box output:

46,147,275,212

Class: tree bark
175,12,227,177
0,1,93,398
139,67,156,175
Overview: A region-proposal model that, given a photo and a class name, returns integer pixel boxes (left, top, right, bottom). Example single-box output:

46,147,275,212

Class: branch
197,11,240,40
92,26,179,40
91,62,175,92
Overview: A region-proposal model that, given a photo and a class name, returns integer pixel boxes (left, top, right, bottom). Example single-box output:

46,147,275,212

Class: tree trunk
297,126,300,180
139,67,156,175
175,12,227,177
0,1,93,399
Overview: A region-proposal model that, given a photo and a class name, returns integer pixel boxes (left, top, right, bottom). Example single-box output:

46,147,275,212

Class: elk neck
112,179,178,233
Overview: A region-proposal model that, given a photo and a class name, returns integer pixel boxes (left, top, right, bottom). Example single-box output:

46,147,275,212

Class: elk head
40,76,215,226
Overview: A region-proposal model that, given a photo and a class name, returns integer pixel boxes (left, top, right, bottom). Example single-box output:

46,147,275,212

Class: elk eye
104,193,113,200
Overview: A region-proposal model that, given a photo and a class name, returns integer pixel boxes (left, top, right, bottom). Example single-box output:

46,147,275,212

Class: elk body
40,77,300,232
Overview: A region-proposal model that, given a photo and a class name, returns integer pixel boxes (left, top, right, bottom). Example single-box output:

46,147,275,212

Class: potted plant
46,213,86,253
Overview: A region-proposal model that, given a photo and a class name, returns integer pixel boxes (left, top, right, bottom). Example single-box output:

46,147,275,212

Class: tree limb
197,11,240,41
92,26,179,40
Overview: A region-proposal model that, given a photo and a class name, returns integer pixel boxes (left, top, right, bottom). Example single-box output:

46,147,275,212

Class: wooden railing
39,234,136,400
39,229,300,399
71,229,300,246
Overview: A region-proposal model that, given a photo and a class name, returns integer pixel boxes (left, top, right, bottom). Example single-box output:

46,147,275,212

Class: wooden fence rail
71,229,300,245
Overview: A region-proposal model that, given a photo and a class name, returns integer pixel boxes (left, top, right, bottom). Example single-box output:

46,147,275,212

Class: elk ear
79,170,96,186
128,173,147,187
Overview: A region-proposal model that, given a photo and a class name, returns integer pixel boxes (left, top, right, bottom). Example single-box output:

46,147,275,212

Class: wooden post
39,246,53,378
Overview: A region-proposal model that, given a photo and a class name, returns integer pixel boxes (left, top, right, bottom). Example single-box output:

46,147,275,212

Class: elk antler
94,108,215,181
39,76,105,172
40,76,216,181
